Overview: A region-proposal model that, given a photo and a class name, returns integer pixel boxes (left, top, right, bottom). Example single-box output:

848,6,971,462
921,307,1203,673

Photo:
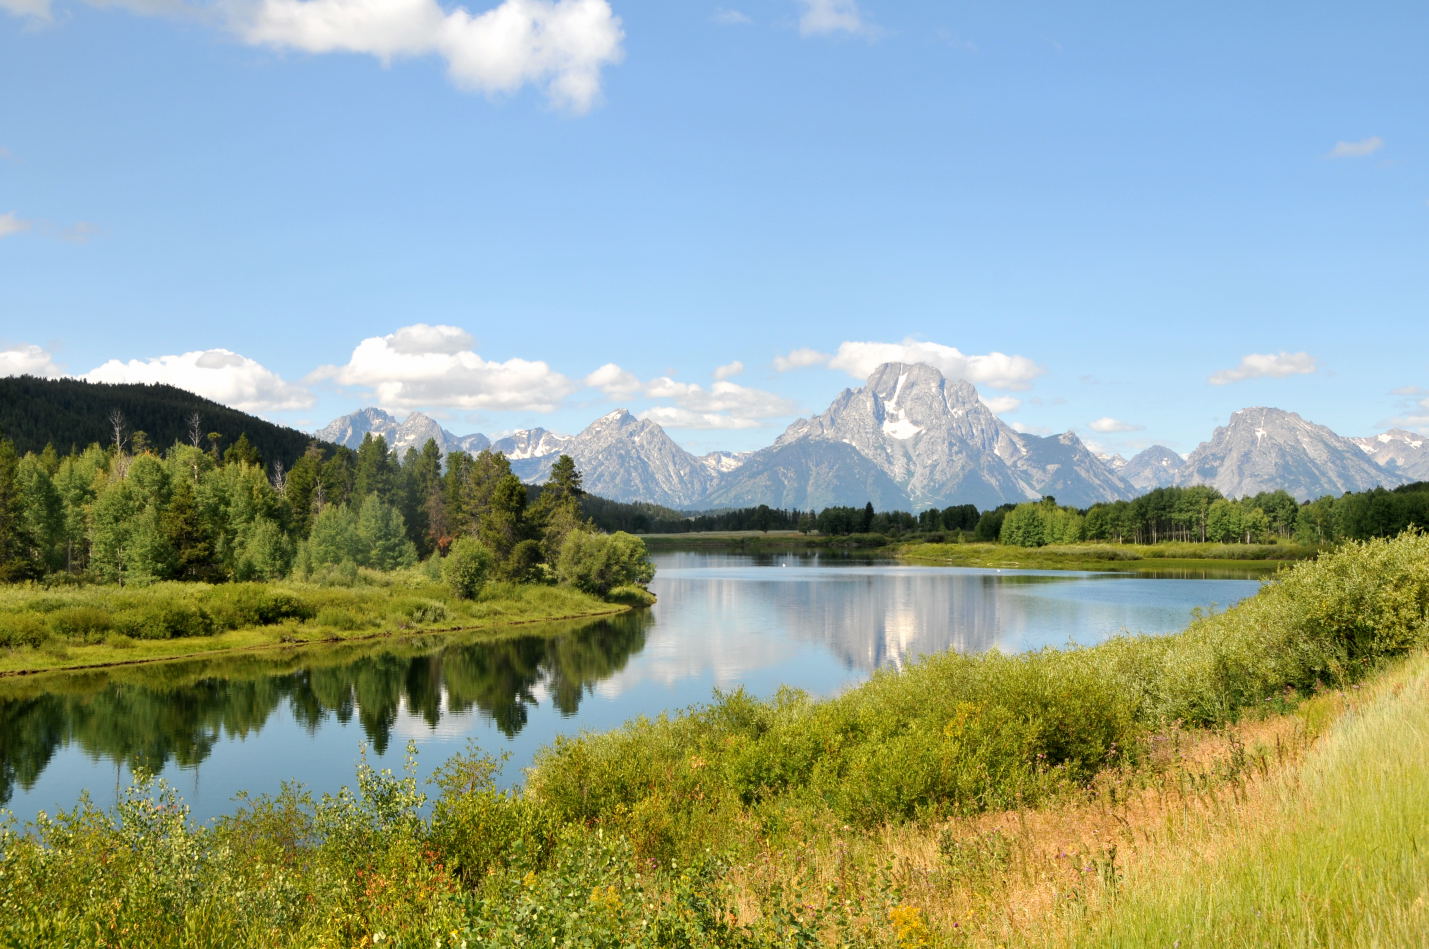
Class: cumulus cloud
0,212,31,238
84,349,314,411
639,406,761,430
315,322,576,411
0,344,64,377
712,360,743,380
981,395,1020,415
1328,136,1383,159
242,0,624,112
780,338,1044,391
1088,417,1142,433
585,361,641,397
2,0,624,111
773,347,829,371
796,0,867,36
1208,351,1318,385
711,6,749,25
0,0,51,19
586,362,795,429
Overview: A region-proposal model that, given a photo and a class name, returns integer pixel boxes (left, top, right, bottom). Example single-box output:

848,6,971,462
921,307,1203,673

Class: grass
1063,650,1429,948
0,568,633,677
0,532,1425,946
899,540,1318,575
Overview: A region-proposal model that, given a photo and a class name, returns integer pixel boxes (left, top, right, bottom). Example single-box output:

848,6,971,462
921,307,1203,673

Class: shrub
204,584,316,629
406,599,448,624
113,602,215,640
0,612,49,648
47,606,114,642
555,531,654,598
444,537,493,600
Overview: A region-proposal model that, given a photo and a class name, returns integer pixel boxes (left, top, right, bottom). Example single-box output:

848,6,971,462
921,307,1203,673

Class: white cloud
1088,417,1142,433
585,361,641,397
823,339,1044,390
1009,421,1052,436
84,349,314,411
587,362,795,429
796,0,867,36
711,7,749,25
0,344,63,377
243,0,625,112
712,360,743,380
1208,351,1318,385
639,407,760,430
982,396,1020,415
0,0,51,19
315,322,576,411
0,212,31,238
1328,136,1383,159
773,347,829,371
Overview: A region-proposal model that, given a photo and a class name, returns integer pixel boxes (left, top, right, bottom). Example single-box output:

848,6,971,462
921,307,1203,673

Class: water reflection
0,611,651,809
0,554,1260,820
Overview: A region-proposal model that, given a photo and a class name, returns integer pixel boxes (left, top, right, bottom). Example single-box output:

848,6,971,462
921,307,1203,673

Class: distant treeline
583,483,1429,547
0,375,323,468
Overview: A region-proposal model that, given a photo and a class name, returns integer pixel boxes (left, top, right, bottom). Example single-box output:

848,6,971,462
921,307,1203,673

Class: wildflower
887,904,931,949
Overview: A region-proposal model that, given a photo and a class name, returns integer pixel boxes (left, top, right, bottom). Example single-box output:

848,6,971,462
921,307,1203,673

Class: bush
555,531,654,598
113,602,215,640
406,599,448,624
47,606,114,642
204,584,316,629
0,612,49,648
444,537,493,600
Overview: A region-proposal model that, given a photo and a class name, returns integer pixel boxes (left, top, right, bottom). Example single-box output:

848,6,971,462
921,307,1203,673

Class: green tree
356,494,418,571
556,531,655,597
444,535,493,599
222,433,261,467
0,439,36,581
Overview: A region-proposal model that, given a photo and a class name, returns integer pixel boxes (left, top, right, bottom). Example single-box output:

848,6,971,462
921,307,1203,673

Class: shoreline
0,603,633,680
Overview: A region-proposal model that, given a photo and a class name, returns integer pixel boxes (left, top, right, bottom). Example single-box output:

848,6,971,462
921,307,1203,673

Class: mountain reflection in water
0,553,1260,821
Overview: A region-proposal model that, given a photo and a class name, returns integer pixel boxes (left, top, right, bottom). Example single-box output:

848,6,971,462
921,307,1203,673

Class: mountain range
316,362,1423,509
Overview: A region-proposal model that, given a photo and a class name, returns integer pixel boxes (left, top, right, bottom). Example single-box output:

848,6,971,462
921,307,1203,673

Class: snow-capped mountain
532,410,716,508
1180,407,1406,501
315,368,1420,511
715,362,1135,509
1352,430,1429,482
1121,445,1186,491
314,408,489,457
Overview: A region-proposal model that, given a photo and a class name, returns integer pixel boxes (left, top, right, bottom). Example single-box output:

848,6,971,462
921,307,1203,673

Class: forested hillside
0,375,322,467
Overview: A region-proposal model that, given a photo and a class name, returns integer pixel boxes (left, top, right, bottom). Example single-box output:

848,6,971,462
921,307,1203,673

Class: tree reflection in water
0,610,651,808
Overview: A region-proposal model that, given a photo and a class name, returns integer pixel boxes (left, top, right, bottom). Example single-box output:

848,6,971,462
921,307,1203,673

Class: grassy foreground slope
0,534,1425,946
1071,648,1429,948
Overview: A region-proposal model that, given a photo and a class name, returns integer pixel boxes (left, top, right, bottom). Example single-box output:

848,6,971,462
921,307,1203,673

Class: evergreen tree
355,494,417,571
223,433,261,467
0,439,37,581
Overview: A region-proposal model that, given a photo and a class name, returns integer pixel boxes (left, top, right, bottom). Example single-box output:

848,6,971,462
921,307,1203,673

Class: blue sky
2,0,1425,457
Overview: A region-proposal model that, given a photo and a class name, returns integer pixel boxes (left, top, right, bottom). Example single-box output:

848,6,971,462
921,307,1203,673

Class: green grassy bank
0,567,634,677
898,539,1317,574
0,533,1425,946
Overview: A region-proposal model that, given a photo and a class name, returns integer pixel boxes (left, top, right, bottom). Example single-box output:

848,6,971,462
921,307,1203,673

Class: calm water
0,552,1260,823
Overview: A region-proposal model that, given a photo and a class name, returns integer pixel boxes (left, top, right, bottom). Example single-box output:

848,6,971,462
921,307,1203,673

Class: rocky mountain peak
1182,407,1403,501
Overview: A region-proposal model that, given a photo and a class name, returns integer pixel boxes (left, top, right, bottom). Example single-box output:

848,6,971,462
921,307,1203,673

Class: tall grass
1066,648,1429,948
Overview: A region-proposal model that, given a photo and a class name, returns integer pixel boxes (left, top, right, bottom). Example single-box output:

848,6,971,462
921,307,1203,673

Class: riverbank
898,539,1317,574
0,533,1424,946
0,575,635,677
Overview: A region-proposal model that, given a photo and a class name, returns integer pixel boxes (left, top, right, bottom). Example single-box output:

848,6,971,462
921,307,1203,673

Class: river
0,552,1261,823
